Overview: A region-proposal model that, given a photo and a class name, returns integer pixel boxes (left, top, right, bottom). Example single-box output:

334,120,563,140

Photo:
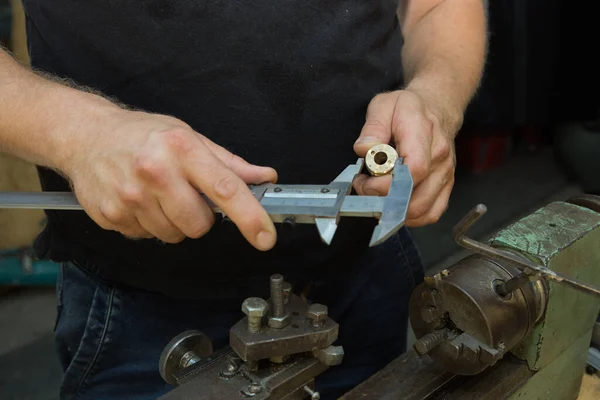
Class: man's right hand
60,109,278,251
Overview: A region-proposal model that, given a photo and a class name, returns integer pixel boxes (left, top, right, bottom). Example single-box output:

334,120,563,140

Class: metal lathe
156,194,600,400
1,147,598,399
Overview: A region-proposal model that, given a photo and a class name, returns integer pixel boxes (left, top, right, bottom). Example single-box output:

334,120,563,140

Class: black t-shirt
23,0,405,298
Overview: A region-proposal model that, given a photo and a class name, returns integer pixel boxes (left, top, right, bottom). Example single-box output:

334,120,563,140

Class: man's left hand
353,89,461,227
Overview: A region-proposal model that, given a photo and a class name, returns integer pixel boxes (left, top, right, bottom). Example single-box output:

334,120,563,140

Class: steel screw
249,383,262,394
307,304,328,327
270,274,285,317
274,187,282,192
321,188,330,193
414,328,449,355
303,385,321,400
241,382,263,397
241,297,269,334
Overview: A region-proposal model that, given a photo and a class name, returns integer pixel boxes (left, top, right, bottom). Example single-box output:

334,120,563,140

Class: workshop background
1,0,600,399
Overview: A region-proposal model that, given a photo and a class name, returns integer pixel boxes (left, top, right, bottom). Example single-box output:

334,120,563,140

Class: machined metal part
365,143,398,176
158,348,329,400
0,148,413,247
158,330,214,386
409,254,547,375
159,273,343,400
453,204,600,298
231,293,339,362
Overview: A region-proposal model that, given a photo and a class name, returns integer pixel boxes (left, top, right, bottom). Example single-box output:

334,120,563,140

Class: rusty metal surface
230,294,338,362
340,350,533,400
456,204,600,298
339,350,455,400
158,348,327,400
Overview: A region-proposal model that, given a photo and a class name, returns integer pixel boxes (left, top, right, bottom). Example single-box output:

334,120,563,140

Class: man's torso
23,0,405,297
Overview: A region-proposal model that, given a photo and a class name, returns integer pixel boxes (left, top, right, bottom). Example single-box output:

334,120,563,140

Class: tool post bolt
270,274,285,317
268,274,291,328
307,304,328,328
241,297,269,334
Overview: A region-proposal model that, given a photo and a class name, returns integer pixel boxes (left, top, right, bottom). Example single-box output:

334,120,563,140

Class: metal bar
453,204,600,299
0,191,386,218
341,350,533,400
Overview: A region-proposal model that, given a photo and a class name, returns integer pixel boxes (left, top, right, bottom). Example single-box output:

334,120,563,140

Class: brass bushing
365,144,398,176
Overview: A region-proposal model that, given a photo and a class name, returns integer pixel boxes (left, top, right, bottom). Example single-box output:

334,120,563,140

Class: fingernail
355,136,381,145
256,230,276,250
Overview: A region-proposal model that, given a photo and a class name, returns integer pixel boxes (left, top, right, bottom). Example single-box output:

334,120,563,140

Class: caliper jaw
314,159,364,245
368,158,413,246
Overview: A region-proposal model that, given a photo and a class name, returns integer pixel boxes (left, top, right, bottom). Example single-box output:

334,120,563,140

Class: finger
122,217,155,240
405,179,454,227
406,163,453,221
95,199,152,238
393,110,433,186
353,93,396,157
135,198,187,244
156,180,216,239
200,138,278,184
353,174,393,196
184,146,276,251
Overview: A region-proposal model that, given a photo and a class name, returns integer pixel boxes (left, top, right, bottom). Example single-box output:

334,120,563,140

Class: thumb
353,93,396,157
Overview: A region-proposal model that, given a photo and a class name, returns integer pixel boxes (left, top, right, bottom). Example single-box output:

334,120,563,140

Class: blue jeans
53,229,423,400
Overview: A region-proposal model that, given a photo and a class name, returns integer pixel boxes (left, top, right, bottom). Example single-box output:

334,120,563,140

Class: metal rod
495,273,532,297
453,204,600,299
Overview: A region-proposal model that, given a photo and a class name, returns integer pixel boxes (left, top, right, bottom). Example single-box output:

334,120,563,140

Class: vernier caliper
0,145,413,246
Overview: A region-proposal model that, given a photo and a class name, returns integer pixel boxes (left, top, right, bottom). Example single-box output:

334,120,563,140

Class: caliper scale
0,145,413,246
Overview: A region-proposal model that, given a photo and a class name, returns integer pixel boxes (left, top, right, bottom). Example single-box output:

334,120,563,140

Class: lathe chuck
409,253,547,375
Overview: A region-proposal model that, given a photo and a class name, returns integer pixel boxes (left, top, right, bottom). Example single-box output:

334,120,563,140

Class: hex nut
307,304,328,326
242,297,269,318
268,314,291,329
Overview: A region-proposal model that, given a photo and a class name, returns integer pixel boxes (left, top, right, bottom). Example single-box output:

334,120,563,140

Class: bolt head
249,383,262,394
268,313,291,328
421,306,439,324
242,297,269,318
307,303,328,325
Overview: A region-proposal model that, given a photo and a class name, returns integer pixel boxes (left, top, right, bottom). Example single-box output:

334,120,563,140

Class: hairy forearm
399,0,487,134
0,49,120,171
